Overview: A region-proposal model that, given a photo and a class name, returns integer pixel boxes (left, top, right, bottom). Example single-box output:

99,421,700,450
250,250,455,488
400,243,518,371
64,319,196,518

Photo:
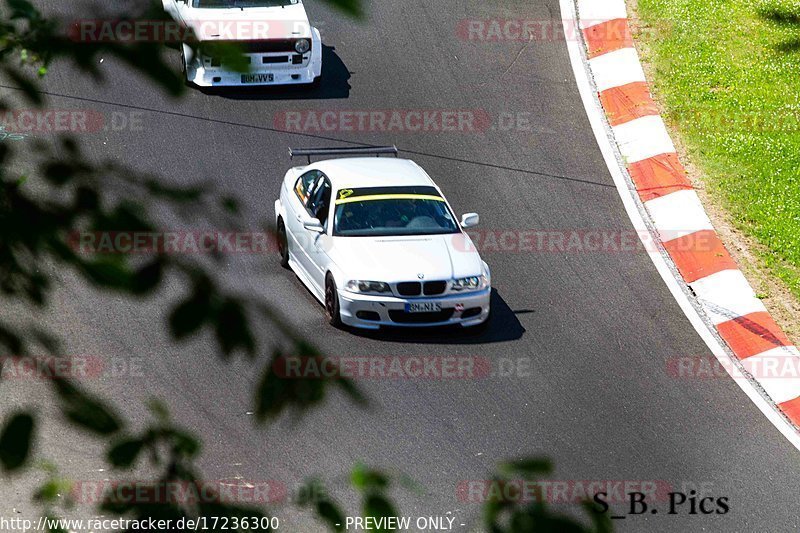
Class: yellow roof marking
335,194,445,205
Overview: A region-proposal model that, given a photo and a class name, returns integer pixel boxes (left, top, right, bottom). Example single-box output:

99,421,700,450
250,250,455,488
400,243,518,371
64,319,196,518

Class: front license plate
405,302,442,313
241,73,274,83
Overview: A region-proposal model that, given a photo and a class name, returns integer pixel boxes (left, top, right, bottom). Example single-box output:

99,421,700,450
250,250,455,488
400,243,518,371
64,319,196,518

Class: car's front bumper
338,288,491,330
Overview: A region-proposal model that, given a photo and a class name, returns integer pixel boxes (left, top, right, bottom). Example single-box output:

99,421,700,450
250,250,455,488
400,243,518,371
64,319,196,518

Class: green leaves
169,295,210,340
362,494,397,532
130,259,164,295
352,465,398,533
0,321,23,354
107,438,145,468
325,0,364,18
0,411,34,472
215,298,255,356
78,258,135,290
255,349,366,421
170,429,200,458
1,66,43,105
483,458,611,533
316,499,346,532
499,458,552,478
6,0,38,21
168,274,218,338
169,274,258,357
52,378,122,435
351,465,389,491
299,470,401,533
42,161,77,186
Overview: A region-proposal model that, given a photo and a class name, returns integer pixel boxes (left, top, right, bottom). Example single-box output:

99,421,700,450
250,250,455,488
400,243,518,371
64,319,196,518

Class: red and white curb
561,0,800,440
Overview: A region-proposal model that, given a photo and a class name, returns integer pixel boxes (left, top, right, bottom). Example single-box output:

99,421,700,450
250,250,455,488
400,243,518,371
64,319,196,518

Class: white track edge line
561,0,800,451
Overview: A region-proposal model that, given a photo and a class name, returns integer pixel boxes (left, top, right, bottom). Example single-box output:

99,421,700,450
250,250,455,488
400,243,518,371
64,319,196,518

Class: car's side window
306,176,332,230
294,170,320,205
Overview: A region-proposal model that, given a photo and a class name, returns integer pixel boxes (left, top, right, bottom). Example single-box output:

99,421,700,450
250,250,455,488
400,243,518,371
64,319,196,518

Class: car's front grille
397,282,422,296
396,281,448,297
423,281,447,296
389,309,454,324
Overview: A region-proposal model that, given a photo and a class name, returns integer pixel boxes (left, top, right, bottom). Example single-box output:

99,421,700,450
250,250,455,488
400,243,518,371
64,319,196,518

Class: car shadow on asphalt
199,45,351,100
348,289,526,345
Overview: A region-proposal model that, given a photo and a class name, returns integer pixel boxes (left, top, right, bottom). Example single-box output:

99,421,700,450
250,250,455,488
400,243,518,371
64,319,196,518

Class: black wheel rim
278,226,287,258
325,282,335,318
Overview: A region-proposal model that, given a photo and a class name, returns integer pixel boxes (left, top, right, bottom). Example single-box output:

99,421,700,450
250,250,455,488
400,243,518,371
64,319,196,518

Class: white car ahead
162,0,322,87
274,147,491,330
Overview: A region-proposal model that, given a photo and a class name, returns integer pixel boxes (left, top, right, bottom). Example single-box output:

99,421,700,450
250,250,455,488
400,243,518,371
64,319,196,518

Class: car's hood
328,233,484,283
183,3,311,41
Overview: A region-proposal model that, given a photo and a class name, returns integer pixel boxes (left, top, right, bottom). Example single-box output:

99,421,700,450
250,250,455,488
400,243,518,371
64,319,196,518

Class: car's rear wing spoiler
289,145,399,164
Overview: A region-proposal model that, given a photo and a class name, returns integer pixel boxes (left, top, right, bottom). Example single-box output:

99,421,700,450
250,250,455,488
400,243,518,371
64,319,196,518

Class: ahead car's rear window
333,186,459,237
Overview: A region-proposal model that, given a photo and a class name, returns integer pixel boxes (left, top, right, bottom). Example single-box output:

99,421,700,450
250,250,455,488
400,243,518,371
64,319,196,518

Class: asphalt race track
4,0,800,531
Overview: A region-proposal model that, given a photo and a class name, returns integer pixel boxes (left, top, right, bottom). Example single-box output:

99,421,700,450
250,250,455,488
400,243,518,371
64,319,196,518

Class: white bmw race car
274,147,491,330
162,0,322,87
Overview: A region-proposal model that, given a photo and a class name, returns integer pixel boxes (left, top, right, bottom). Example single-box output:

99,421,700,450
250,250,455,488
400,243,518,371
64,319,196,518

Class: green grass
635,0,800,299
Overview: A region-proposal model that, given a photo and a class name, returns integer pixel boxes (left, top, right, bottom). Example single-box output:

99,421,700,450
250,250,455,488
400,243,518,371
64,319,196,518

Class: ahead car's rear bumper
187,62,318,87
185,29,322,88
338,288,491,330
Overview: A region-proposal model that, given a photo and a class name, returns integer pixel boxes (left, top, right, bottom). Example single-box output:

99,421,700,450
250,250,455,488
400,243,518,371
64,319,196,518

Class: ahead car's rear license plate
405,302,442,313
241,73,274,83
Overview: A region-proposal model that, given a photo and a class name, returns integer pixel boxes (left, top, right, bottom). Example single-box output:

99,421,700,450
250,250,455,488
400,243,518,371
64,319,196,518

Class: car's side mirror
461,213,480,228
303,218,325,233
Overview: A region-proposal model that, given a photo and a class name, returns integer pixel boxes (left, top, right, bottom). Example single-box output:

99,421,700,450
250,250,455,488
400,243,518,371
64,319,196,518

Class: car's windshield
333,186,460,237
193,0,297,8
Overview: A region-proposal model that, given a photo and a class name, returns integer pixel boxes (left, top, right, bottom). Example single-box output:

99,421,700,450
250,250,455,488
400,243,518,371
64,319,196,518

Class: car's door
285,169,321,271
301,174,333,289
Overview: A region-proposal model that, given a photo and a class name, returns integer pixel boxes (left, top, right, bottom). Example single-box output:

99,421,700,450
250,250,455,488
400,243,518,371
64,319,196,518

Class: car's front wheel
325,274,342,328
277,218,289,269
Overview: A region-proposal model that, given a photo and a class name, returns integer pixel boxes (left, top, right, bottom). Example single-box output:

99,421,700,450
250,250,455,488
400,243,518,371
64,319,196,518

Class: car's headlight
345,280,391,294
294,39,311,54
452,275,489,291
